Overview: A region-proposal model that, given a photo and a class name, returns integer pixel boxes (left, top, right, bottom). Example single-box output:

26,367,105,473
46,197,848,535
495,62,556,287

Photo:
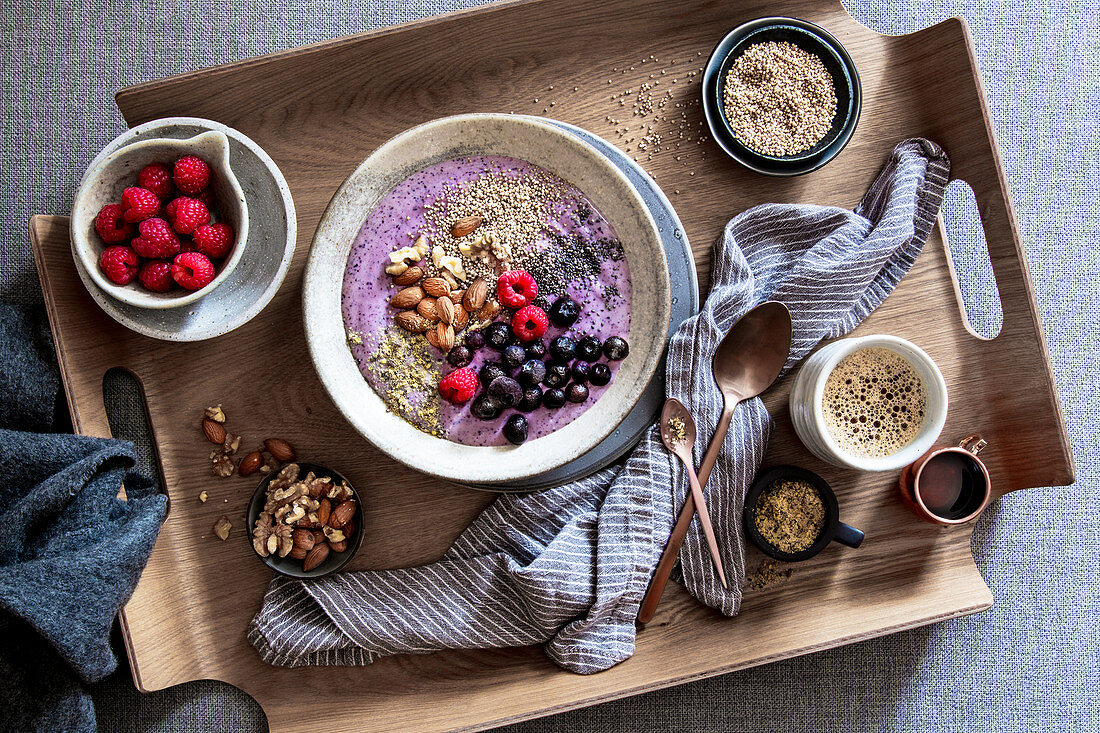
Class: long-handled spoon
638,301,793,625
659,398,726,588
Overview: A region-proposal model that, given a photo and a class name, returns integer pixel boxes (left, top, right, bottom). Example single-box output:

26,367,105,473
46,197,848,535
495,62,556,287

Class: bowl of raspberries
71,130,248,308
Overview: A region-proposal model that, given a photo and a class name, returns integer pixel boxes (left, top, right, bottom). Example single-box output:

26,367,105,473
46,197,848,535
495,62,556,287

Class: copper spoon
638,301,793,625
659,398,727,588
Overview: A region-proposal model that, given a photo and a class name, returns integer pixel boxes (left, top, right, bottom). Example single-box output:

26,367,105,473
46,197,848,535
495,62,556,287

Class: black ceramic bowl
743,465,864,562
246,462,364,579
702,17,862,176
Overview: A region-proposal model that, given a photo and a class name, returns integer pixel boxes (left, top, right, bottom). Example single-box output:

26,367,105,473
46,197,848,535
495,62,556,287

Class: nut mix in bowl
304,114,671,485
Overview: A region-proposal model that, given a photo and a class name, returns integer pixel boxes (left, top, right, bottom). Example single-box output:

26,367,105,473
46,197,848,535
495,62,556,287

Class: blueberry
571,361,591,384
542,388,566,409
566,382,590,403
589,363,612,386
525,339,547,361
488,376,523,408
543,361,570,388
518,359,548,387
576,336,602,362
503,414,529,445
484,322,514,350
447,345,472,368
549,295,581,327
479,362,507,388
518,386,543,412
465,330,485,350
603,336,629,361
531,295,553,313
549,336,577,362
472,394,503,421
502,344,526,370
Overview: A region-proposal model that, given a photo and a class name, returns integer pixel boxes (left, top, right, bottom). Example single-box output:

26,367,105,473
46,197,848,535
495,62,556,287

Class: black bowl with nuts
247,462,364,579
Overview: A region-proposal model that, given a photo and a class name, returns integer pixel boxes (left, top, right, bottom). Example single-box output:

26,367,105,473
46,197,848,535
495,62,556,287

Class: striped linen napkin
250,139,950,673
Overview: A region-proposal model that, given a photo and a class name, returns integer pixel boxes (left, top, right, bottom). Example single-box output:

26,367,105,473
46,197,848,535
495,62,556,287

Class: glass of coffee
789,335,948,471
898,434,991,524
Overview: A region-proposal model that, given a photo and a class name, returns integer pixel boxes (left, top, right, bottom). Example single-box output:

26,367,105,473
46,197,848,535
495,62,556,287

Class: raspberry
98,245,139,285
93,203,134,244
511,305,549,341
131,218,181,259
173,156,211,195
138,259,174,292
438,367,479,404
168,197,210,235
192,222,234,259
120,187,161,223
496,270,538,309
164,197,180,220
137,163,173,200
194,189,215,209
170,251,216,291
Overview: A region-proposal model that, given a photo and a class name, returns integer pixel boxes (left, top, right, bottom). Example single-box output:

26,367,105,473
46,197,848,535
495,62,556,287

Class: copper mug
899,434,991,525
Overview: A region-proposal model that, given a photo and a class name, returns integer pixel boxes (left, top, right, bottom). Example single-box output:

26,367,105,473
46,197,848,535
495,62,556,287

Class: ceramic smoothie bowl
304,113,671,485
71,130,249,308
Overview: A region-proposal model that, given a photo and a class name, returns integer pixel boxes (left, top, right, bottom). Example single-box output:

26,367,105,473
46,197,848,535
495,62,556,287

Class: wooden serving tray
33,0,1073,731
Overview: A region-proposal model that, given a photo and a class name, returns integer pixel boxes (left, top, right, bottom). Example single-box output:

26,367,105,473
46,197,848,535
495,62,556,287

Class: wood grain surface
32,0,1073,731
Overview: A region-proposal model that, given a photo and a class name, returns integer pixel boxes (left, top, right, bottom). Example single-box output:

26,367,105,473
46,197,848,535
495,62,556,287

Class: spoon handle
684,461,727,588
637,491,694,624
697,401,736,488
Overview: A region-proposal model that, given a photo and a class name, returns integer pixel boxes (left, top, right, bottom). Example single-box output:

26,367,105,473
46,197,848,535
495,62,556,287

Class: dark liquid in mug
919,451,986,519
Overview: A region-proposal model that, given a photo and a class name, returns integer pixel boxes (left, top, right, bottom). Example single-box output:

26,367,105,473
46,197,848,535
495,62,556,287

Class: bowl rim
246,462,366,579
71,130,250,309
702,16,863,176
303,113,671,484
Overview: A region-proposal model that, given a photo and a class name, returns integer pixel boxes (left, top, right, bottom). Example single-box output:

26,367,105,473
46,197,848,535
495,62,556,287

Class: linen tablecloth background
3,1,1096,730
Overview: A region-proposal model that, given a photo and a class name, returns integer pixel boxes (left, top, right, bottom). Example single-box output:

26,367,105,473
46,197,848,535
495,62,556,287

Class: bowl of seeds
743,465,864,562
702,17,861,176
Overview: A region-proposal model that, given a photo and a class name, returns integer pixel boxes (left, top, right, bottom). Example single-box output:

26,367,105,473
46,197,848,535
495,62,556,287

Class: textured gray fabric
249,139,948,673
1,1,1097,731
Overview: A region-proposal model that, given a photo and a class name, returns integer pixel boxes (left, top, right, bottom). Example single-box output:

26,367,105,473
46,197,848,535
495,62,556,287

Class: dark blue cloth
0,303,167,733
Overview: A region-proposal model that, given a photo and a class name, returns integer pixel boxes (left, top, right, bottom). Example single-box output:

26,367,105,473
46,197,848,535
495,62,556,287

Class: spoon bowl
659,398,698,453
712,301,793,403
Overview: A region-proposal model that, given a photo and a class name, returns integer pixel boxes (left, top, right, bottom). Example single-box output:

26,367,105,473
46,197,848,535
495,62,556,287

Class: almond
329,500,357,529
202,418,227,445
451,215,483,238
302,543,330,572
395,311,433,333
292,528,315,552
479,299,501,321
437,296,455,325
448,289,465,305
328,539,348,553
317,498,332,526
417,297,440,321
390,285,424,309
435,322,455,352
343,519,355,537
288,546,309,560
425,327,442,349
393,266,423,286
238,451,263,476
463,278,488,311
264,438,296,462
452,306,469,332
422,277,450,298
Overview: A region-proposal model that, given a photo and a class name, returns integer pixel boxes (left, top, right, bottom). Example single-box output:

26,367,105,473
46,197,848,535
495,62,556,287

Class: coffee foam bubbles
822,347,926,458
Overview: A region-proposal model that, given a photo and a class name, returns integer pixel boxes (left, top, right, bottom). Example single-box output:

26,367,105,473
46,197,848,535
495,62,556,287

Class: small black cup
744,465,864,562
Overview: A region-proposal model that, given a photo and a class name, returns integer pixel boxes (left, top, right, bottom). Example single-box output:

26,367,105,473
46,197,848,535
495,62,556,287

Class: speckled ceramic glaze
303,114,671,485
72,130,248,308
70,118,296,341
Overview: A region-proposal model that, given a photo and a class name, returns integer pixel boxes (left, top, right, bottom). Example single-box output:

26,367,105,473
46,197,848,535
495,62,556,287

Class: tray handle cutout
941,179,1004,340
103,367,168,508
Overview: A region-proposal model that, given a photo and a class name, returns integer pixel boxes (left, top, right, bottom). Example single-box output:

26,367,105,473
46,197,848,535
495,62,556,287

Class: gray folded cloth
250,139,950,673
0,303,169,732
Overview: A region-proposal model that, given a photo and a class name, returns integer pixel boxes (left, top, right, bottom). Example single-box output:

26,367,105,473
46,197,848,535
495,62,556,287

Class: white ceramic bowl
71,130,249,308
789,335,948,472
303,113,671,485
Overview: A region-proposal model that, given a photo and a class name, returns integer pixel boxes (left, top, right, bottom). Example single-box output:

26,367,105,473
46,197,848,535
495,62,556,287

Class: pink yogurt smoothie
342,155,631,446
